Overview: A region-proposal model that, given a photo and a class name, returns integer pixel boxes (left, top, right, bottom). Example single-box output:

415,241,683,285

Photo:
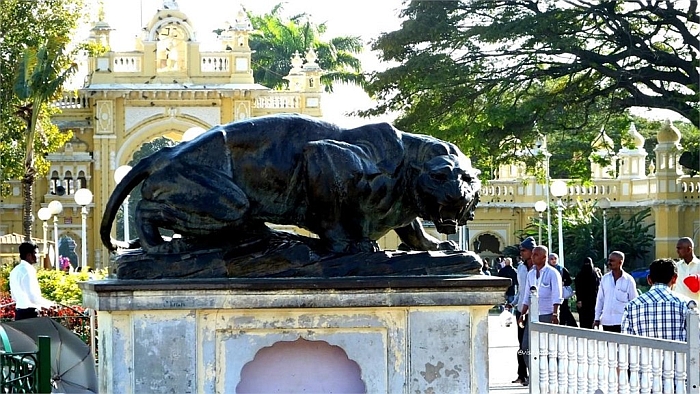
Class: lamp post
550,180,567,268
534,200,547,245
114,165,132,242
535,135,552,249
47,200,63,271
37,208,51,260
74,188,93,270
598,197,611,263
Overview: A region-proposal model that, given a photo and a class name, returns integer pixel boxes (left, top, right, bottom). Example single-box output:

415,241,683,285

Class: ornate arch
58,231,81,269
224,330,380,392
147,18,196,42
237,338,365,392
471,231,506,255
116,115,211,167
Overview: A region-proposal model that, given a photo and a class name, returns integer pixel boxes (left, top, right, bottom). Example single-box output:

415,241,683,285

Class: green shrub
0,263,104,305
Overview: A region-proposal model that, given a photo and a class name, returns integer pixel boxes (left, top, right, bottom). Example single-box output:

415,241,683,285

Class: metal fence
0,333,51,393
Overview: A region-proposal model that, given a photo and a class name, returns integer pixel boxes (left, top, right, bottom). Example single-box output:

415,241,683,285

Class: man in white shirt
594,251,638,332
512,236,536,386
518,245,563,325
9,242,54,320
517,245,563,382
674,237,700,302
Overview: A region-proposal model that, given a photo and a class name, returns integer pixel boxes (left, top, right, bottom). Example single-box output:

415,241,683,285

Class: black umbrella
7,317,97,394
0,323,38,353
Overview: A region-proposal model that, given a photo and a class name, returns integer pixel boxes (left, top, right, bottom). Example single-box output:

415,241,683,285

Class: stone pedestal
80,275,509,393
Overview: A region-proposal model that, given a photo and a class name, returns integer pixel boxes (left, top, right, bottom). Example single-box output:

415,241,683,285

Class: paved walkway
488,315,529,393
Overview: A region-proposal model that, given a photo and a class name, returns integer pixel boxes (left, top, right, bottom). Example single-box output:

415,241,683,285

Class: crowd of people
500,236,700,387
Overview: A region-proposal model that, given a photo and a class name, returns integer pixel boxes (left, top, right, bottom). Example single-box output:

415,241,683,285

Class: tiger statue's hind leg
135,161,251,251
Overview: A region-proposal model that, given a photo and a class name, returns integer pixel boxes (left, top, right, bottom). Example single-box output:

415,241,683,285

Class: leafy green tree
243,3,364,92
1,0,87,239
364,1,699,178
13,39,79,240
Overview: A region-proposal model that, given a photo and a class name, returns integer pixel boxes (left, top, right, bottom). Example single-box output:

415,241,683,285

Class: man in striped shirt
622,258,691,341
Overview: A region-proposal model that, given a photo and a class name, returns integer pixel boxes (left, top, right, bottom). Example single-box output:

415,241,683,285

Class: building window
77,171,88,190
64,171,74,195
50,171,63,195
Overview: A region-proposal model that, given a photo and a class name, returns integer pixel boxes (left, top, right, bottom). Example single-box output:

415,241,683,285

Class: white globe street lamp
550,180,568,268
182,126,206,142
114,165,132,242
114,165,131,184
74,188,93,269
47,200,63,271
37,207,51,259
534,200,547,245
598,197,612,264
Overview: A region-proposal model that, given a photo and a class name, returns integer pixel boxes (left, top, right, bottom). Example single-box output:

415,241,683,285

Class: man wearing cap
674,237,700,302
512,236,536,386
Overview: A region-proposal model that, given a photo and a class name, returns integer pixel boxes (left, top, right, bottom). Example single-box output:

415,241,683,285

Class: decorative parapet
200,54,230,73
95,51,241,75
479,179,624,205
559,182,619,199
112,54,142,73
480,183,516,198
254,94,301,110
52,92,91,109
680,177,700,198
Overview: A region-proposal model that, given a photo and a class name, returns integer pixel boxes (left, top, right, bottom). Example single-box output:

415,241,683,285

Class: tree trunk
22,169,35,241
21,101,40,242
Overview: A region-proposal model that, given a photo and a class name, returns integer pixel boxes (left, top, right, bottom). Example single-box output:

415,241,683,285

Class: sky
93,0,406,127
87,0,687,127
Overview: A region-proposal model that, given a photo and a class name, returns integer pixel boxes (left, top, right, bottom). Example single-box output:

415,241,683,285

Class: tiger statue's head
412,140,481,234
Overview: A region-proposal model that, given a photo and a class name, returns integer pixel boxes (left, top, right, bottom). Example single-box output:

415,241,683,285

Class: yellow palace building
0,4,323,267
0,2,697,269
473,122,700,264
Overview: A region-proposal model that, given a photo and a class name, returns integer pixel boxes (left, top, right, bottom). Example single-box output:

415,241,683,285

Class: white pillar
53,216,60,270
557,198,565,268
81,206,88,269
124,197,130,242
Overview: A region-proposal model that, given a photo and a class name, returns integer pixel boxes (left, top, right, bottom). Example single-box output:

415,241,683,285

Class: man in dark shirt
498,257,519,305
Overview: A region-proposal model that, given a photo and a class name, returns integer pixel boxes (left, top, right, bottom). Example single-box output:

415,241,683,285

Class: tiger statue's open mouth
416,154,481,234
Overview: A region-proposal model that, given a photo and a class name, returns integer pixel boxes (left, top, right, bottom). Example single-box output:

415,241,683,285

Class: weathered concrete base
81,276,509,393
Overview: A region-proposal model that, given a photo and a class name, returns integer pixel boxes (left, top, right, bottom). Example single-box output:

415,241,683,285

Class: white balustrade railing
254,95,301,109
481,177,700,204
681,179,700,196
51,92,90,109
480,180,620,201
113,55,141,72
528,289,699,394
201,56,230,72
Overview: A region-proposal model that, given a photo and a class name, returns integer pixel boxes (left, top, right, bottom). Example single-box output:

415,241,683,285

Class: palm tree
246,4,365,92
13,37,78,240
